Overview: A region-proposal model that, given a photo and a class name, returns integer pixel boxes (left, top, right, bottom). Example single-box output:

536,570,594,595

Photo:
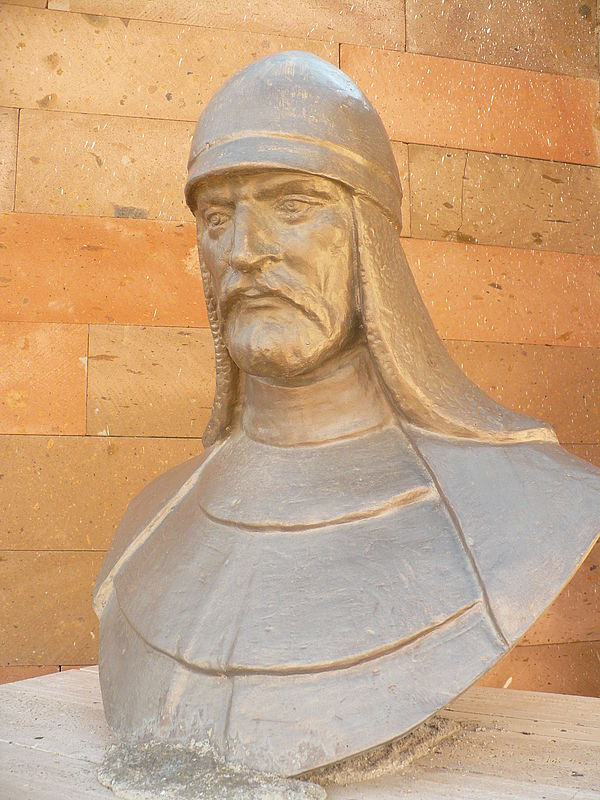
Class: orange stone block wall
0,1,599,694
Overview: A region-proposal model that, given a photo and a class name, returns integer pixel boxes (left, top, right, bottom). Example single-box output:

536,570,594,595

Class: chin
224,314,337,381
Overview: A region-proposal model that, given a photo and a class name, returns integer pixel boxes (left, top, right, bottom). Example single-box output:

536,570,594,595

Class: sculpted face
195,171,357,381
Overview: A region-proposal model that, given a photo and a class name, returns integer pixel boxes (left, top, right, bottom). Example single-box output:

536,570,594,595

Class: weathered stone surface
445,339,600,444
0,666,59,684
409,145,600,255
16,110,194,220
478,641,600,697
0,550,103,665
0,434,203,550
0,7,336,120
0,107,17,212
342,47,599,165
567,443,600,469
0,213,205,325
3,0,46,6
403,238,600,347
87,324,214,437
48,0,405,49
0,322,87,435
522,541,600,646
99,741,326,800
406,0,598,78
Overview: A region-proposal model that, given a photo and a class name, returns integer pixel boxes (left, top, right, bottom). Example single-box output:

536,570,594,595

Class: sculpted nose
229,207,272,272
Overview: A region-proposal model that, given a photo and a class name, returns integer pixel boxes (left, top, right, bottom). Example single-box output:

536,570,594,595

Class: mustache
218,275,334,334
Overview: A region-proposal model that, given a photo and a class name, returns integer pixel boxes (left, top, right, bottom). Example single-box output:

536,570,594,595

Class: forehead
194,170,348,206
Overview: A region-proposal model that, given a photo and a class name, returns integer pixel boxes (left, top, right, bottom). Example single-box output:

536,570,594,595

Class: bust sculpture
94,52,600,777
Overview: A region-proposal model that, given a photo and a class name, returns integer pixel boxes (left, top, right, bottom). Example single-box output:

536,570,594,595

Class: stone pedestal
1,667,599,799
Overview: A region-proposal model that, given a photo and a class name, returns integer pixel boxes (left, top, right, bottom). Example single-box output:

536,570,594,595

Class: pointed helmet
185,51,553,447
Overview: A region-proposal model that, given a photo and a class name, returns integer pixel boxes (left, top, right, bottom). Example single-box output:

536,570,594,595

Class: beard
223,296,352,381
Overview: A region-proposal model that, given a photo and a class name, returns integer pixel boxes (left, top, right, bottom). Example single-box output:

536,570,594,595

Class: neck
241,346,394,446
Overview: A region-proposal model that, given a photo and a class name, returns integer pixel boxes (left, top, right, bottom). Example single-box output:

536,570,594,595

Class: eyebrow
254,179,338,202
195,177,341,208
195,191,234,209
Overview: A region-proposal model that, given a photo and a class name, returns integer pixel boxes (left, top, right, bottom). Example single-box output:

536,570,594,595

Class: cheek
200,230,230,287
283,211,353,271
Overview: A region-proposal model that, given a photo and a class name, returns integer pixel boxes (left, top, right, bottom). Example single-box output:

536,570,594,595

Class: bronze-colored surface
95,52,600,776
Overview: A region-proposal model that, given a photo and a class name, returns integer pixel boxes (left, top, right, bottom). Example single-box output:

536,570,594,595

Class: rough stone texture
445,339,600,444
0,322,87,435
409,145,600,255
403,238,600,347
0,107,17,212
87,325,214,437
98,718,459,798
406,0,598,78
0,666,59,683
98,741,326,800
50,0,405,49
0,7,336,120
0,550,103,665
306,718,458,786
0,434,203,550
567,443,600,469
0,213,205,325
342,47,599,165
15,111,194,221
478,641,600,697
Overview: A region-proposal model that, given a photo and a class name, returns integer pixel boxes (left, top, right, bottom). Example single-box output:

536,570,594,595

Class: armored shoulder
93,450,209,615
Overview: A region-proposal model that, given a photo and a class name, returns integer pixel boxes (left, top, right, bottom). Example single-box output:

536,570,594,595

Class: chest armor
96,423,600,775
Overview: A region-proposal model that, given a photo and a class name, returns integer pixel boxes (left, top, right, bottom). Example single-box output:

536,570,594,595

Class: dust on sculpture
94,52,600,776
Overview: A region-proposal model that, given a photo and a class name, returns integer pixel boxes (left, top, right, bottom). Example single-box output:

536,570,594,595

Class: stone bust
94,52,600,777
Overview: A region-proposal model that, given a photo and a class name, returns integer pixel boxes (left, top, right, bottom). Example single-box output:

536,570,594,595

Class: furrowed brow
195,189,234,209
254,180,338,202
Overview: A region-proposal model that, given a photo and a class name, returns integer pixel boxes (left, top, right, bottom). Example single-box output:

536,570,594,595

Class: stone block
0,550,103,665
0,107,17,212
15,110,194,220
0,434,203,551
87,324,215,437
566,444,600,469
477,641,600,697
46,0,404,49
0,666,59,684
0,322,87,435
341,47,599,165
3,0,46,6
445,339,600,444
409,145,600,256
1,7,336,120
403,238,600,347
0,213,206,325
406,0,598,78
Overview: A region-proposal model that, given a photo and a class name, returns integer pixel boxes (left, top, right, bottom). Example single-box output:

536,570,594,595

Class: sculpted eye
275,196,314,218
204,210,229,229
